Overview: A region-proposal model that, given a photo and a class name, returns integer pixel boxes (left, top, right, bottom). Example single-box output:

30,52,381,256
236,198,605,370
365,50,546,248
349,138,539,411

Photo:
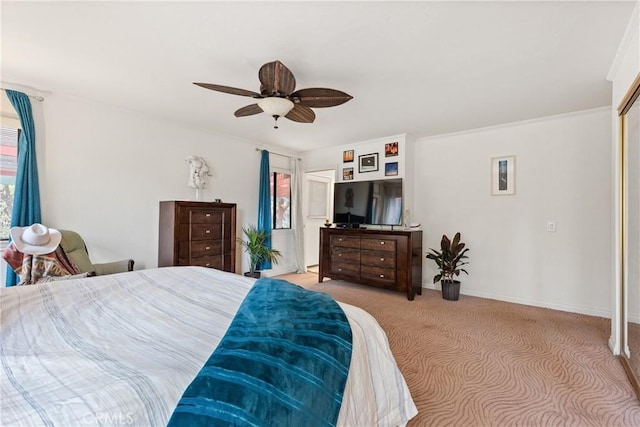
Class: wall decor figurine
186,155,213,200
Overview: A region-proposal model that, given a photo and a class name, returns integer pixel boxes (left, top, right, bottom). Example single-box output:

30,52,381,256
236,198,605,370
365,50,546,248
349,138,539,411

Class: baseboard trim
609,336,620,355
422,283,610,319
258,263,298,278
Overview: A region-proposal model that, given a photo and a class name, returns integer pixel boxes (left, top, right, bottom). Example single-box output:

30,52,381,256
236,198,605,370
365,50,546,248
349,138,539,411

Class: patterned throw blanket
2,242,82,285
168,277,353,427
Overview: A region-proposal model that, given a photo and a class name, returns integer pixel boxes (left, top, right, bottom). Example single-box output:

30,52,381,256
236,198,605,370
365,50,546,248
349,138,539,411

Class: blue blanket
167,277,353,427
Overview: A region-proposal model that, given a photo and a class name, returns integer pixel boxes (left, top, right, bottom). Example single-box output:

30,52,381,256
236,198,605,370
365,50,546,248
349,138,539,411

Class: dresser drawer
360,250,395,268
178,240,222,258
178,255,223,269
331,247,360,263
361,265,396,282
179,224,224,240
361,238,396,252
330,235,360,249
330,261,360,276
179,209,226,224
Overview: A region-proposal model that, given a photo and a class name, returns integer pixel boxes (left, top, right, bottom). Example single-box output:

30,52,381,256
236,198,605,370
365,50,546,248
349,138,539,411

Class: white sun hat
10,223,62,255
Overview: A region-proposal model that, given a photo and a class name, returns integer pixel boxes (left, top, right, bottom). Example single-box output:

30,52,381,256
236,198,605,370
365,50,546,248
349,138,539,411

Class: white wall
5,93,297,279
302,133,413,225
4,91,615,320
302,120,612,317
415,108,613,317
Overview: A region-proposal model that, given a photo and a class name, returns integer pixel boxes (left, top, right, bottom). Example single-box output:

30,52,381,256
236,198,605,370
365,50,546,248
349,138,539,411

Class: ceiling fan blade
234,103,263,117
285,104,315,123
259,60,296,97
291,88,353,108
194,82,260,98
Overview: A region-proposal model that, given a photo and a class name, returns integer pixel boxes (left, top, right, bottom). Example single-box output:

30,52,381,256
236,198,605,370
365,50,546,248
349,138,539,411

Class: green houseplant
238,225,282,278
426,232,469,301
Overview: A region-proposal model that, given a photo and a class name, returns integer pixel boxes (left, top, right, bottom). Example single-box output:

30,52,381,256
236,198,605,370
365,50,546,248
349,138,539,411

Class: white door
303,170,335,268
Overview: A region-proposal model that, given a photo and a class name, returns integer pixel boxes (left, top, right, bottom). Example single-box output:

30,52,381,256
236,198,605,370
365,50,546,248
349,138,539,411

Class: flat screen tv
333,178,403,226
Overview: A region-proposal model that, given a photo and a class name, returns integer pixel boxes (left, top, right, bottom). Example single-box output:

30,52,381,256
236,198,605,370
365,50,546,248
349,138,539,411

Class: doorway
303,170,335,271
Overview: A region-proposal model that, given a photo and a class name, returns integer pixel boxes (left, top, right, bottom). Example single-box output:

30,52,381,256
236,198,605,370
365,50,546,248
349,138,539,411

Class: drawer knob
206,213,211,217
338,238,343,241
338,254,342,257
338,268,342,271
205,230,210,234
380,258,385,261
380,274,385,278
206,246,211,250
380,241,385,245
205,263,211,267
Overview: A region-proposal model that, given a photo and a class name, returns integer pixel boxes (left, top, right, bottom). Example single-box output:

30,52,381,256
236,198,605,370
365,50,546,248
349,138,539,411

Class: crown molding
607,2,640,82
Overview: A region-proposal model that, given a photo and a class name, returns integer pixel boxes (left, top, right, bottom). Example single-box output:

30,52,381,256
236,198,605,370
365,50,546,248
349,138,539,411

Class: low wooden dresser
158,201,236,273
318,227,423,300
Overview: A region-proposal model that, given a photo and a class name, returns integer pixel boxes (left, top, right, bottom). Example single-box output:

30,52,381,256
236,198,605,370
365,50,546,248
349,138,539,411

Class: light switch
547,220,557,232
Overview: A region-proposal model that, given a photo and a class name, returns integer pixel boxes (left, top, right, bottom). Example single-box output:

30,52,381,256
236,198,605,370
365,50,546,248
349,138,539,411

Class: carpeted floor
276,272,640,426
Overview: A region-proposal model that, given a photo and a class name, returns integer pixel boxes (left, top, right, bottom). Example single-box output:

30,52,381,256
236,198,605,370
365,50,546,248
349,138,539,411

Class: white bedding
1,266,417,426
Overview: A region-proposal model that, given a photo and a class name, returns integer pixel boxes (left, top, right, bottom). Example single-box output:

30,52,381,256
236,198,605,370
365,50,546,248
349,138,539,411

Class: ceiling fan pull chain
273,115,280,129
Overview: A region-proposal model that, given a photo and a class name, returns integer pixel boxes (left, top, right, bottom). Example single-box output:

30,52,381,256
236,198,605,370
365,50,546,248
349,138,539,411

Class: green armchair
59,230,134,276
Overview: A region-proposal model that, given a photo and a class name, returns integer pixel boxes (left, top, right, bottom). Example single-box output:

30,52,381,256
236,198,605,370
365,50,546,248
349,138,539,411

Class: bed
1,266,417,426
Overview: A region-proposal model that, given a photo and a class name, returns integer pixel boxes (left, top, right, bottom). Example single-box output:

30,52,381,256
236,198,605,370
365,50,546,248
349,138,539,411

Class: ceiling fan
194,60,353,129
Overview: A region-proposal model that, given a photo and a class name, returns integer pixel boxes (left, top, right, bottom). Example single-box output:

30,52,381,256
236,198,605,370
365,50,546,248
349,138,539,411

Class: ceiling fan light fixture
258,97,294,117
195,60,352,128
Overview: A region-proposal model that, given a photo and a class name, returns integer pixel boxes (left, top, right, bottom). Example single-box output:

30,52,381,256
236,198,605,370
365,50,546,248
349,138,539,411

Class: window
0,125,18,240
270,172,291,229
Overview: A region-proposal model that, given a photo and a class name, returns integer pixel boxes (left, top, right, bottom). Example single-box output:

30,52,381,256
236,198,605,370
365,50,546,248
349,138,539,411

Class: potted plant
237,225,282,278
426,232,469,301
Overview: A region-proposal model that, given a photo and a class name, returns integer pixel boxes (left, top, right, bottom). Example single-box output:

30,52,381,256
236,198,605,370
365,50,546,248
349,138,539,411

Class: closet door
620,76,640,399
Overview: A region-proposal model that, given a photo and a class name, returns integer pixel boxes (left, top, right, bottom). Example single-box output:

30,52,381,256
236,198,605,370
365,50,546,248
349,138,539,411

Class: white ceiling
1,1,635,153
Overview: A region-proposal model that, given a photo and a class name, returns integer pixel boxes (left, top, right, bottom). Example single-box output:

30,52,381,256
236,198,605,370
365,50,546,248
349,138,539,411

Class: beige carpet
276,272,640,426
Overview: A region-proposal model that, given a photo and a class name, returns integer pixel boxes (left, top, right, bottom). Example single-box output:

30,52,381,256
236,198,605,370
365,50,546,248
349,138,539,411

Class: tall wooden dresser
158,201,236,273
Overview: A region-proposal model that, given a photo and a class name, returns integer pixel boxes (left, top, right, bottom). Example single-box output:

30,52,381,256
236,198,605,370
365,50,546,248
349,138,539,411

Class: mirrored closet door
620,75,640,399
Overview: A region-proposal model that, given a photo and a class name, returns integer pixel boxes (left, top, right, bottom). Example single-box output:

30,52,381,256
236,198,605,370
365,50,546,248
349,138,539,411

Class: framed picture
491,156,515,195
385,142,399,157
342,167,354,181
385,162,398,176
343,149,354,163
359,153,379,173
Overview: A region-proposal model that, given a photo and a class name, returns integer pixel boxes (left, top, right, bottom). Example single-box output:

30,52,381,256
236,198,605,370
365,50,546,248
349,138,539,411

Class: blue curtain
257,150,272,270
5,90,42,286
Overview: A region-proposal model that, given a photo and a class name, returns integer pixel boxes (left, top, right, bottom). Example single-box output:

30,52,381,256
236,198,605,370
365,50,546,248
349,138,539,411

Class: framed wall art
343,149,354,163
385,162,398,176
491,155,515,195
342,167,354,181
385,142,399,157
359,153,379,173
